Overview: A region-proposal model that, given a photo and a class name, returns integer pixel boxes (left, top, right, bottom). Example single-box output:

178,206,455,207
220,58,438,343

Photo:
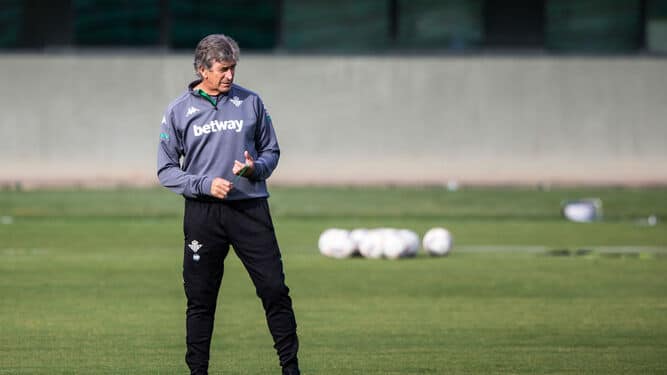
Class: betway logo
193,120,244,136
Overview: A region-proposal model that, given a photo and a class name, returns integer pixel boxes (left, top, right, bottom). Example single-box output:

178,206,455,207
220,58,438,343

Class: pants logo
188,240,202,261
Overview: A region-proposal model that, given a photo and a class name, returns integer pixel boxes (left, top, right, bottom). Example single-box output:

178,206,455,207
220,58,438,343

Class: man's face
200,60,236,95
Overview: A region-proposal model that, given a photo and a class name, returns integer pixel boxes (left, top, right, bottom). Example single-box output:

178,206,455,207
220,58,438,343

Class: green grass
1,186,666,374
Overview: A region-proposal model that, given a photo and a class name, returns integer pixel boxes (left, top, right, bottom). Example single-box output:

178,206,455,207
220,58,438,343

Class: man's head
194,34,240,95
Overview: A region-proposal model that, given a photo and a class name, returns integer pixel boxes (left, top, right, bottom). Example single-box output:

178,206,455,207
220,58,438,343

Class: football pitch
1,186,666,374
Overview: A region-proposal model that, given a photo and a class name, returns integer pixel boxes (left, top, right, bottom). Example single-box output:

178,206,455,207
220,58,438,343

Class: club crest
230,96,243,107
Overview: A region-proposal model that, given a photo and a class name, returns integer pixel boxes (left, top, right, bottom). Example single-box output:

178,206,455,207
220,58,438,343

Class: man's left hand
233,150,255,177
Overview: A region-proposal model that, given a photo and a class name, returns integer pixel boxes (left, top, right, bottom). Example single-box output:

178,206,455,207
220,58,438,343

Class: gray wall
1,53,666,187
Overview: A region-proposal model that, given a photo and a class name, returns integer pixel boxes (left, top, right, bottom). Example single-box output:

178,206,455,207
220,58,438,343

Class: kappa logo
189,240,202,262
188,240,202,252
186,106,200,117
230,96,243,107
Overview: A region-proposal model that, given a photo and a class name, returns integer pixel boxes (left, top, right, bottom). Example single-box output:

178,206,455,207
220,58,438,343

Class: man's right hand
210,177,233,199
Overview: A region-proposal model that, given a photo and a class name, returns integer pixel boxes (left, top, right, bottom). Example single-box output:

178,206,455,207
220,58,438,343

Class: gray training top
157,81,280,201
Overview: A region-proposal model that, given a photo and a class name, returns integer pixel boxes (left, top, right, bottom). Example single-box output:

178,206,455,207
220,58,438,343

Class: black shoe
282,364,300,375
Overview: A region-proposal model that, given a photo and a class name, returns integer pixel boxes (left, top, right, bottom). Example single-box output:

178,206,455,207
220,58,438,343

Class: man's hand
210,177,233,199
233,151,255,177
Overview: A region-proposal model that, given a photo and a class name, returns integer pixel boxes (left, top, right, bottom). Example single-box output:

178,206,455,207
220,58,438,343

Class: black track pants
182,198,299,374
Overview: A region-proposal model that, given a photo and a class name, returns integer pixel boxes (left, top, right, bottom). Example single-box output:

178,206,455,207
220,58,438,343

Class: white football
422,227,453,256
381,229,407,260
358,229,384,259
349,228,369,256
397,229,420,257
318,228,355,259
562,200,600,222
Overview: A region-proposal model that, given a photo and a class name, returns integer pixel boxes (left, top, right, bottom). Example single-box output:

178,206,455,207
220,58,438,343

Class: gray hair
193,34,240,78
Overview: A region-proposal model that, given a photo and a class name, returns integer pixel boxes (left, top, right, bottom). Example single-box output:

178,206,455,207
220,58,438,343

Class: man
157,34,300,375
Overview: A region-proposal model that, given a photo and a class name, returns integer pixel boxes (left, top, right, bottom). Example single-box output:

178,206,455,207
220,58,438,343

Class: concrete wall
1,53,666,187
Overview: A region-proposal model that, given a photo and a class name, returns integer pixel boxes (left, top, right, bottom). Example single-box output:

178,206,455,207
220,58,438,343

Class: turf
1,186,666,374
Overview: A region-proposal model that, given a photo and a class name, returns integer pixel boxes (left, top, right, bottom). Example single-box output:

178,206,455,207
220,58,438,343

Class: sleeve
156,110,212,198
250,97,280,181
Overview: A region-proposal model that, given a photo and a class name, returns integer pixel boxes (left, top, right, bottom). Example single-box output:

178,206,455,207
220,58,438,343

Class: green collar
198,89,220,108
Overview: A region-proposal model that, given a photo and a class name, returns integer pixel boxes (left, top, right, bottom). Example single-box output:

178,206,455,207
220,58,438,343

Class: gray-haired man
157,34,300,375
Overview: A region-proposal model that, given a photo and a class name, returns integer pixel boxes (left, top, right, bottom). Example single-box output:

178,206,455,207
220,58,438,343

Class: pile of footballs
318,227,453,260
